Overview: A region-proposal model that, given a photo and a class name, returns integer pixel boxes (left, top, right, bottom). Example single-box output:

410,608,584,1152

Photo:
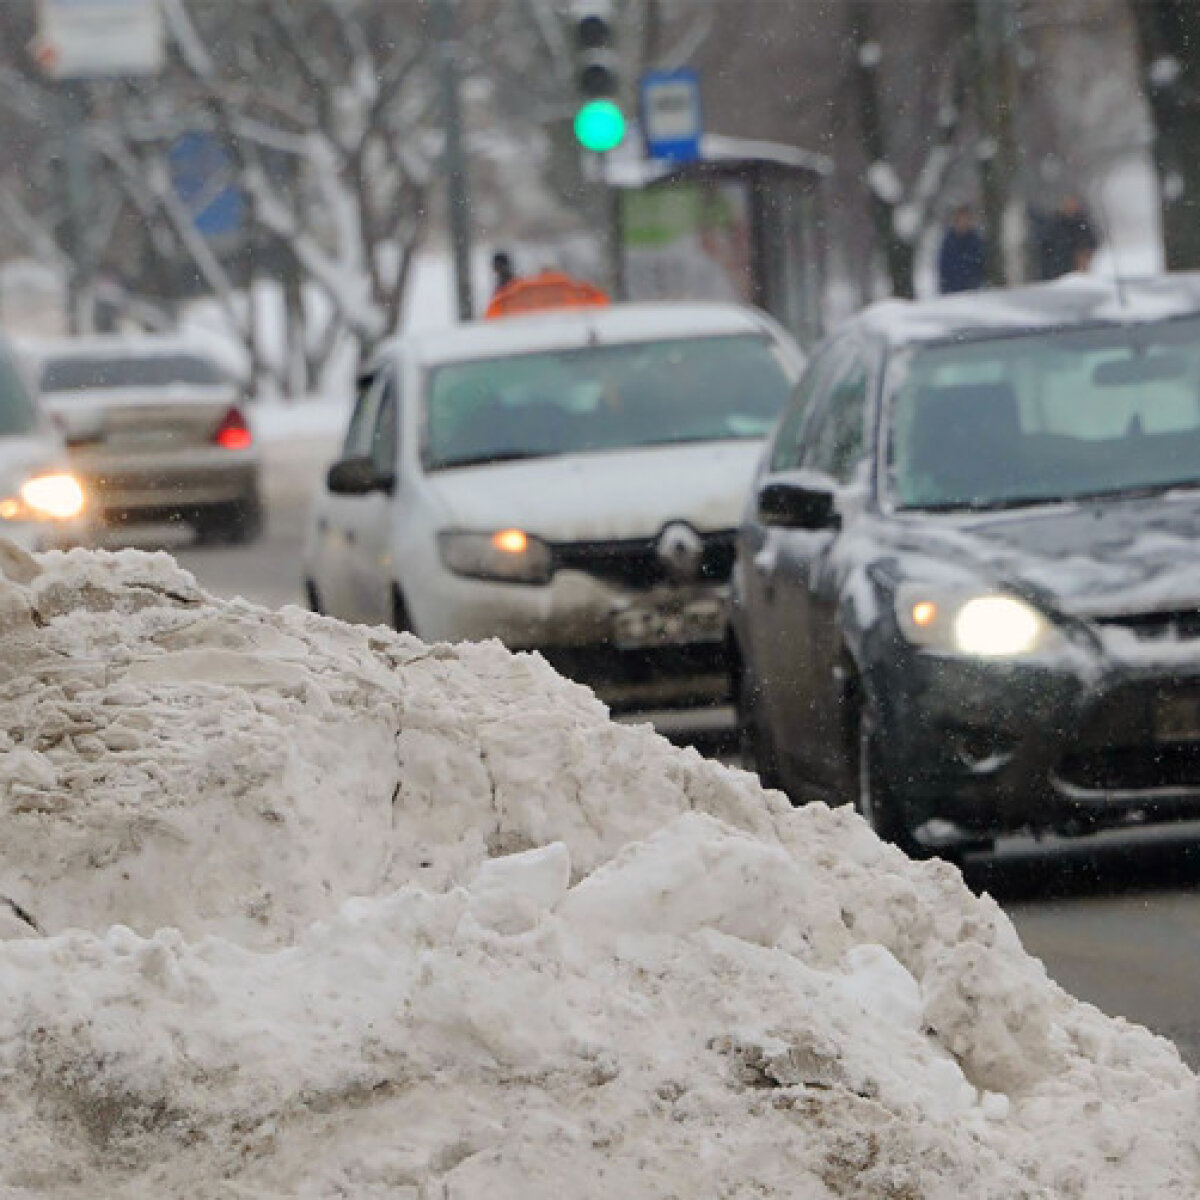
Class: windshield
41,353,226,393
888,315,1200,511
0,352,37,436
424,334,795,470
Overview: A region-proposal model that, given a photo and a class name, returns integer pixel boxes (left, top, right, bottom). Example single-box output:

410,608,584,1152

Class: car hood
884,489,1200,619
426,440,764,542
0,433,67,494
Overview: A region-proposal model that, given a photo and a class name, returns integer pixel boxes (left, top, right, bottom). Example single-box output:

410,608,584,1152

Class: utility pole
61,82,94,334
431,0,474,322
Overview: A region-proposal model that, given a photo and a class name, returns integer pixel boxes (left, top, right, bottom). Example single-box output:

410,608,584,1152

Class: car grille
1056,679,1200,793
1095,609,1200,642
1057,744,1200,793
552,531,736,590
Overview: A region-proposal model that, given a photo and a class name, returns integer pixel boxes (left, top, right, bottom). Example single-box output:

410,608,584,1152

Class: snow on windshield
40,353,227,393
0,540,1195,1196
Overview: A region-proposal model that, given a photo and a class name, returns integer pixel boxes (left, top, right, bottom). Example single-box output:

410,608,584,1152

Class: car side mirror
326,455,394,496
757,473,839,530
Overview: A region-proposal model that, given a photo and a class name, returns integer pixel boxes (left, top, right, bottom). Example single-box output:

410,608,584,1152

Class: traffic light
572,1,625,153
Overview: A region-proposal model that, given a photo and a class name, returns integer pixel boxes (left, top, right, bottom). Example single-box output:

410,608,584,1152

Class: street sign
35,0,164,80
639,69,703,164
169,133,245,240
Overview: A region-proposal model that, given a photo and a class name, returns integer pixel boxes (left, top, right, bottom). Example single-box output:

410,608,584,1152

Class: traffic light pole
432,0,474,322
61,82,94,334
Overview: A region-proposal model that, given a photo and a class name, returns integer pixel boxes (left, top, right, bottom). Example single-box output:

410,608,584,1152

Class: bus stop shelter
606,134,831,350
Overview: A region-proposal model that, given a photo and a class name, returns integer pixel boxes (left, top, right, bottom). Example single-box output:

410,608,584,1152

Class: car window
768,342,844,472
0,351,37,437
342,371,388,459
40,353,226,391
889,313,1200,510
423,333,797,470
799,348,871,483
370,374,399,475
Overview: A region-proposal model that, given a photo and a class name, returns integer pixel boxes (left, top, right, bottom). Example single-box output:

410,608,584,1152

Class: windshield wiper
902,479,1200,514
900,495,1064,514
1059,480,1200,504
433,448,553,470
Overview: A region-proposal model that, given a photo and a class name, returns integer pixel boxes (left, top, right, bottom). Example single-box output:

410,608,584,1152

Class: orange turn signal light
911,600,938,628
491,529,529,555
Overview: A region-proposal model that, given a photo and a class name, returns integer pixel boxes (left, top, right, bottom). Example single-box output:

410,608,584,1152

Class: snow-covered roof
0,542,1196,1195
15,332,222,361
387,300,782,368
855,271,1200,348
604,131,832,189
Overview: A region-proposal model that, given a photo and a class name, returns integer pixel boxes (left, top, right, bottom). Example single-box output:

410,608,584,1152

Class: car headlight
0,473,86,522
896,583,1056,658
438,529,553,584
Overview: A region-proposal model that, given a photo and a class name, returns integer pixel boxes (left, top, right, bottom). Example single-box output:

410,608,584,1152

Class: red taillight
214,407,253,451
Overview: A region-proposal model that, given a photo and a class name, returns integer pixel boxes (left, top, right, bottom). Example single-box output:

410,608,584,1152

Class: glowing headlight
438,529,553,584
0,473,86,522
896,584,1053,658
953,595,1046,656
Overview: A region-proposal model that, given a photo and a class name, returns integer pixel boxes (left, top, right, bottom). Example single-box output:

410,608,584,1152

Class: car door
741,341,848,745
761,339,876,787
345,364,402,627
312,369,387,621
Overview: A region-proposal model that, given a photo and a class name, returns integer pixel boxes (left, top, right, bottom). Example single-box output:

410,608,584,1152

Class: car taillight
214,407,253,450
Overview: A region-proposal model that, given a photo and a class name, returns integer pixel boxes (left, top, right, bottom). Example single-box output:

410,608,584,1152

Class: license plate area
1153,690,1200,743
610,592,726,650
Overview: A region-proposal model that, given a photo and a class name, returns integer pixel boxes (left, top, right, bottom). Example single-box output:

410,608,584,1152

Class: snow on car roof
17,332,222,361
391,300,782,368
854,270,1200,347
0,541,1196,1195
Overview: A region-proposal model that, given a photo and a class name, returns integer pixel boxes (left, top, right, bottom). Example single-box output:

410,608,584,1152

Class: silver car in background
22,336,262,544
0,335,88,553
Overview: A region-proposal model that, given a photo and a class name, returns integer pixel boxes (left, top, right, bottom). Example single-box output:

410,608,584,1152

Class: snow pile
0,541,1196,1198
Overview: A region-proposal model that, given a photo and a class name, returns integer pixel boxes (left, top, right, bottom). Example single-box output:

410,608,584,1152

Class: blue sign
639,69,702,163
168,132,245,239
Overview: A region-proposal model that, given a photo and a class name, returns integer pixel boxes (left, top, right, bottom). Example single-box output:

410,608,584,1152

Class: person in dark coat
1037,193,1100,280
491,250,516,296
937,204,986,294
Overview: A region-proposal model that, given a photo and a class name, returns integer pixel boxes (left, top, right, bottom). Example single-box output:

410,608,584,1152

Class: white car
0,336,88,553
304,301,804,710
22,335,262,544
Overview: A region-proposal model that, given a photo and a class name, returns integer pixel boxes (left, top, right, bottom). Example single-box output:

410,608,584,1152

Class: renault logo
656,522,705,582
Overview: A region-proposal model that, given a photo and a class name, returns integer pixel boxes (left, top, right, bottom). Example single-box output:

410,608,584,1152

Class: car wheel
304,578,322,614
735,656,783,790
856,709,925,858
195,491,264,546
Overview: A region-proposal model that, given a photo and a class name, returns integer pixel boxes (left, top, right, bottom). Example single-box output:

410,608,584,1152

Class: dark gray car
731,272,1200,858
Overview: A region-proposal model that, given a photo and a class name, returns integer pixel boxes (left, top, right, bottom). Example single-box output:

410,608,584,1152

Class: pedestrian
491,250,516,296
1037,192,1100,280
937,204,986,295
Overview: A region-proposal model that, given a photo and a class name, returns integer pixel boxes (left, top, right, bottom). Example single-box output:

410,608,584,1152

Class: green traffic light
574,99,626,153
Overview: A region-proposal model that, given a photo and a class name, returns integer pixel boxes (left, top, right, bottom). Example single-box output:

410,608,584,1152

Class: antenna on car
1092,177,1129,310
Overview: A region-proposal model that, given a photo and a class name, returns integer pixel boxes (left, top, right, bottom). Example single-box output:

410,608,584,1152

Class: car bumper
871,637,1200,836
76,450,259,519
410,569,732,710
0,515,93,552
